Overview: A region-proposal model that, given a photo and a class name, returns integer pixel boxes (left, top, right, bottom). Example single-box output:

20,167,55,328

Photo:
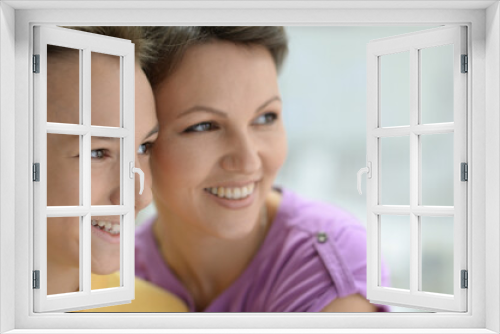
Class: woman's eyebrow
256,96,281,112
144,125,159,139
91,137,120,142
177,96,282,119
90,126,158,143
177,106,227,119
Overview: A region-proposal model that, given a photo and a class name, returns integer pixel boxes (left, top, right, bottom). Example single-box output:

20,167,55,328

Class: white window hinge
461,54,468,73
461,270,468,289
33,54,40,73
461,162,468,182
33,163,40,182
33,270,40,289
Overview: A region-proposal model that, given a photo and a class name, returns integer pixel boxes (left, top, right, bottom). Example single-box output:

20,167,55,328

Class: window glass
421,133,454,206
47,134,81,206
47,45,80,124
420,216,454,294
380,51,410,127
381,136,410,205
380,215,410,290
420,45,454,124
91,215,121,290
91,52,121,128
91,137,121,205
47,216,81,295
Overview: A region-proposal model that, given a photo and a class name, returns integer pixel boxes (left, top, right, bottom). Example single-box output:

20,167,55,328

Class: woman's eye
184,122,216,133
90,149,106,159
253,112,278,125
138,142,153,155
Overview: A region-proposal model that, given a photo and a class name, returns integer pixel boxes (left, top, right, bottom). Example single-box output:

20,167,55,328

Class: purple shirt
135,187,390,312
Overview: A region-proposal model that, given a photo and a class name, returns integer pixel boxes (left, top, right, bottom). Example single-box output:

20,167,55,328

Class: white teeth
92,220,120,235
111,224,120,234
206,183,255,200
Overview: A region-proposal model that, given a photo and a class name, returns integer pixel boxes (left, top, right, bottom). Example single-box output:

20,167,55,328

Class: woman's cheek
47,156,79,206
151,141,183,188
266,131,288,175
143,159,153,188
90,170,105,205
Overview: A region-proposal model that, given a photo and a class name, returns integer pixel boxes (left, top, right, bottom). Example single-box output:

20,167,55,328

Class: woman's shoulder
134,216,170,282
274,187,370,286
276,187,366,239
134,216,158,257
253,187,373,311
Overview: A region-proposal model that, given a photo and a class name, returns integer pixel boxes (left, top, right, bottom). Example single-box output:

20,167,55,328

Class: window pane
420,45,454,124
381,136,410,205
47,134,80,206
47,216,80,295
380,215,410,290
421,133,454,206
91,137,121,205
91,52,121,128
47,45,80,124
380,51,410,127
91,215,121,290
421,216,454,294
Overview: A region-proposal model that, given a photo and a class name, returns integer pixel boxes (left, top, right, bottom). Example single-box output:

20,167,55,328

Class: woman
47,26,187,311
136,26,389,312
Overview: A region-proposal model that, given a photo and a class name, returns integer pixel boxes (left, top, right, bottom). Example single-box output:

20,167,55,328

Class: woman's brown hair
143,26,289,89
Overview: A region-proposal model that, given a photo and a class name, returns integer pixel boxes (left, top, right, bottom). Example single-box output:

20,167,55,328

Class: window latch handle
129,162,145,195
357,161,372,195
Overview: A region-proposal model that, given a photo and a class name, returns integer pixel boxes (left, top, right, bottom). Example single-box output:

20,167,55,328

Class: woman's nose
108,184,121,206
100,165,121,206
221,132,261,174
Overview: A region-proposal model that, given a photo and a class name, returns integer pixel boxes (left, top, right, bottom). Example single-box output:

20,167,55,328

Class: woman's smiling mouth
203,182,258,209
91,219,120,235
91,219,121,244
204,182,255,200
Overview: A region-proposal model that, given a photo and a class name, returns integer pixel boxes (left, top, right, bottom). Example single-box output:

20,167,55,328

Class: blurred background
137,26,456,313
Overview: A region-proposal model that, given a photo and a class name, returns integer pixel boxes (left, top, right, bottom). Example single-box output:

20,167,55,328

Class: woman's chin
91,262,120,276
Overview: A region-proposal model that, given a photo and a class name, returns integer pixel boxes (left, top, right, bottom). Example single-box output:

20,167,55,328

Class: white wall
0,2,16,333
485,3,500,333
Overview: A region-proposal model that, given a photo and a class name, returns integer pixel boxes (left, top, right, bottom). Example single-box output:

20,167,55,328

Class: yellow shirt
78,272,188,312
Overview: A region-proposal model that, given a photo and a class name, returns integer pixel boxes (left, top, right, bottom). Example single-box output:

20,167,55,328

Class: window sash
366,26,468,312
32,25,136,313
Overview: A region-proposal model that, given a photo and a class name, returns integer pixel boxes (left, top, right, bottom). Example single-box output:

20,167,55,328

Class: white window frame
0,1,498,333
365,26,468,312
33,25,137,312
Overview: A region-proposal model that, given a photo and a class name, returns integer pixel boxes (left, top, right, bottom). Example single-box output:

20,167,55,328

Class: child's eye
253,112,278,125
138,142,153,155
184,122,217,133
91,149,106,159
